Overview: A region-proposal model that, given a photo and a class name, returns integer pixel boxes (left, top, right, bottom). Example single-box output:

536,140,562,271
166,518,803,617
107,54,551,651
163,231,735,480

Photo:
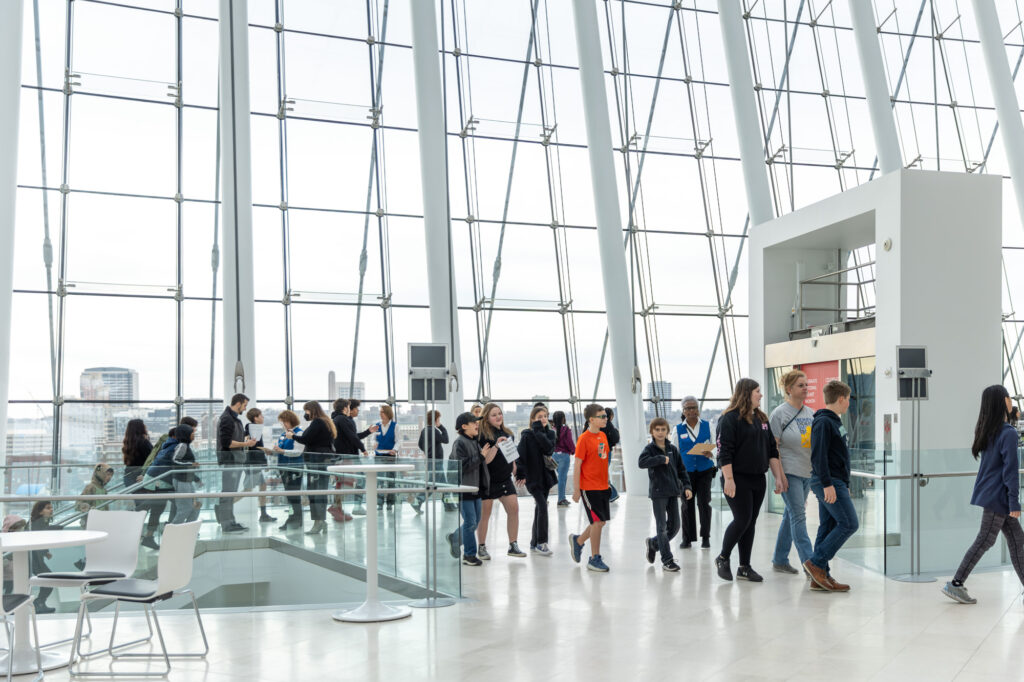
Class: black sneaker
462,555,483,566
645,538,657,564
716,555,733,581
736,565,764,582
663,560,681,573
557,499,571,508
680,540,692,549
701,537,711,549
140,536,159,550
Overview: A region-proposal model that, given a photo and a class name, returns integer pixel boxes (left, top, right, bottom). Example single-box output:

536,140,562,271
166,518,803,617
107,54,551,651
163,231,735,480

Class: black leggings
530,487,550,546
955,509,1024,584
720,473,766,566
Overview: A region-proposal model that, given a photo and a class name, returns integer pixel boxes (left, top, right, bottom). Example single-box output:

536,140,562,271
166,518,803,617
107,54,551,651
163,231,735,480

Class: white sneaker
531,543,553,556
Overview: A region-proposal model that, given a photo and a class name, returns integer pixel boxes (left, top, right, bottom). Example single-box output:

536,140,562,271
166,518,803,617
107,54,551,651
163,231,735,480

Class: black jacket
716,410,779,475
293,418,335,463
601,421,621,449
810,408,850,486
638,440,693,498
217,407,245,463
450,434,489,497
516,421,557,493
333,413,370,456
418,424,449,459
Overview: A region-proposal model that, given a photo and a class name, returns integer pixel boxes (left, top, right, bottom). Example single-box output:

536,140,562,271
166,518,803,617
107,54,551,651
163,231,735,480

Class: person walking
640,418,692,572
942,385,1024,604
714,378,787,583
601,408,621,503
216,394,257,533
446,412,497,566
28,501,55,613
335,399,378,515
569,403,613,572
769,371,816,574
415,410,450,514
552,411,575,508
516,406,557,556
148,424,201,524
676,396,715,549
476,403,525,559
803,380,857,592
287,402,337,535
121,418,161,550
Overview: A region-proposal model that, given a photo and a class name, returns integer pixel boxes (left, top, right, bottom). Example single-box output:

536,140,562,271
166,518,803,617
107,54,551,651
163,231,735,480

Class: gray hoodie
450,433,489,497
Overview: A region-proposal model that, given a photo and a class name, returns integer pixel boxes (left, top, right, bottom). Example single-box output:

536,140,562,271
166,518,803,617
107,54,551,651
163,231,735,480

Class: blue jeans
554,453,571,502
773,473,814,566
460,498,483,558
808,478,859,571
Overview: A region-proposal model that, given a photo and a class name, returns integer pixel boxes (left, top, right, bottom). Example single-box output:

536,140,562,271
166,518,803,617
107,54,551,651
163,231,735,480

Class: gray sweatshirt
769,402,814,478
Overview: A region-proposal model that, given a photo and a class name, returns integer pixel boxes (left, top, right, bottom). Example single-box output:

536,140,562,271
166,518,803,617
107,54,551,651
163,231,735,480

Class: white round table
327,463,414,623
1,529,108,673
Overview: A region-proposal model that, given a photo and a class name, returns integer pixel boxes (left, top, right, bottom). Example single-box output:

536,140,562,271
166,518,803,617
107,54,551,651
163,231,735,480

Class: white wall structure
409,0,464,429
0,0,25,470
218,0,258,404
571,0,646,493
751,169,1002,573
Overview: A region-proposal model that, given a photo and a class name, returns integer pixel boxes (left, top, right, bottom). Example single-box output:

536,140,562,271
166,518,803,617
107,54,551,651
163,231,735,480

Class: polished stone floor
23,493,1024,681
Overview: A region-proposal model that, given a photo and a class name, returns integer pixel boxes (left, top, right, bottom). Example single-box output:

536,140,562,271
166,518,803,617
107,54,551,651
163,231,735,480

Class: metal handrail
850,468,1024,481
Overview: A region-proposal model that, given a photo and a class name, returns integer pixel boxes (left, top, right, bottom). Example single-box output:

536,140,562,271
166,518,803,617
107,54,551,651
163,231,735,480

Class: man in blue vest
676,396,715,549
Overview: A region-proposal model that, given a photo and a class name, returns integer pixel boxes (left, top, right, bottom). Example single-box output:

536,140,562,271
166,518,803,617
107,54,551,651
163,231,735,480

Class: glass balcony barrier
0,455,469,616
764,446,1024,578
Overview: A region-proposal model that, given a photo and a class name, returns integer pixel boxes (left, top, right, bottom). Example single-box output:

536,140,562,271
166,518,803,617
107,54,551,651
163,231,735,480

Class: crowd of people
7,372,1021,606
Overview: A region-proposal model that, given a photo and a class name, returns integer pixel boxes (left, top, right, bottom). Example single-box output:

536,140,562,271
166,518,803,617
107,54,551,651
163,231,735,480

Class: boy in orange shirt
569,403,612,572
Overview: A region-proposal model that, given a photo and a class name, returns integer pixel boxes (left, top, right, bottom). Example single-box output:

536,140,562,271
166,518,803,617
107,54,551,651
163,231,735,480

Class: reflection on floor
28,494,1024,681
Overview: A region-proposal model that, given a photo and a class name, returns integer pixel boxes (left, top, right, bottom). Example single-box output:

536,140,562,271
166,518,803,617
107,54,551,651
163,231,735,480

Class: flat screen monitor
410,344,447,369
897,347,927,369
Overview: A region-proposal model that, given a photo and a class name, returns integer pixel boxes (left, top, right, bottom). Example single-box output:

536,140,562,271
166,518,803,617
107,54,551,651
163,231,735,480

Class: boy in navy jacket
803,380,856,592
639,418,693,572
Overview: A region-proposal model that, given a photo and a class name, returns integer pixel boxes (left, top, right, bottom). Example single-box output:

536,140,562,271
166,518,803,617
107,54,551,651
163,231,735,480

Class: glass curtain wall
11,0,1024,466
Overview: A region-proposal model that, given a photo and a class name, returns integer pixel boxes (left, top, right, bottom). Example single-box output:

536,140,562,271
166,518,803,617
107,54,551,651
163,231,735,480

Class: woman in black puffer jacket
516,405,557,556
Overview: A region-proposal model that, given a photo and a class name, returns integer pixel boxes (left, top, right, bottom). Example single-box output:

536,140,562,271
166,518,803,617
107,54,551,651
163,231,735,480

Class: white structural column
847,0,903,174
570,0,645,493
409,0,464,418
218,0,257,403
0,0,25,470
971,0,1024,228
716,0,774,226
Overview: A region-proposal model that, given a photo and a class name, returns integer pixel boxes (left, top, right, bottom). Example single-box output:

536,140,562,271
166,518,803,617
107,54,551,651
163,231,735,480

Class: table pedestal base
332,600,411,623
0,647,70,673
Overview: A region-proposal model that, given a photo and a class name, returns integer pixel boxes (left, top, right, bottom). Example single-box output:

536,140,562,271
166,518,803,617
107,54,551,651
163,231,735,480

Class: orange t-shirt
575,429,610,491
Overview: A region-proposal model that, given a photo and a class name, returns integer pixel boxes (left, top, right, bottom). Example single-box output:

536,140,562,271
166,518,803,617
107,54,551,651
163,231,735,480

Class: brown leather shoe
827,576,850,592
803,560,833,590
809,579,827,592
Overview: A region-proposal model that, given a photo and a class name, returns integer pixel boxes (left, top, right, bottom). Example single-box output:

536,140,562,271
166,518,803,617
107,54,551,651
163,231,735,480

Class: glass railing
0,454,467,614
765,446,1023,578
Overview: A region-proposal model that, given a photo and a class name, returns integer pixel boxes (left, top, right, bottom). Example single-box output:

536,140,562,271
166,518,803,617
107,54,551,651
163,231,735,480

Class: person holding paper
476,403,525,560
769,371,816,575
676,396,715,549
374,405,398,511
243,407,276,524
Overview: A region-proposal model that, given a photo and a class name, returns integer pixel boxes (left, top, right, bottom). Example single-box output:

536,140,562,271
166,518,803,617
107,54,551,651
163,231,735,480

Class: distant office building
80,367,139,402
334,381,366,401
646,380,673,418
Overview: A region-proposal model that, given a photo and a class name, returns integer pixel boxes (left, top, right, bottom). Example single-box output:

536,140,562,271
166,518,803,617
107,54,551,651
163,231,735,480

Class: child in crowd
447,412,498,566
803,380,857,592
569,403,612,572
639,417,693,572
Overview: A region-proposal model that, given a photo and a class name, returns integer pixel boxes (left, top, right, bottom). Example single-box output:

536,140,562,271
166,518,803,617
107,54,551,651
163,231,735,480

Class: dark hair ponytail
972,384,1010,459
552,411,566,431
